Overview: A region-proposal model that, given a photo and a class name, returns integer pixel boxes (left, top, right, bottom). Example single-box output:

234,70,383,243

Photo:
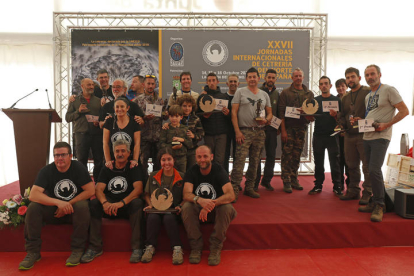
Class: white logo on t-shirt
195,183,217,199
111,132,132,145
108,176,128,194
54,179,77,200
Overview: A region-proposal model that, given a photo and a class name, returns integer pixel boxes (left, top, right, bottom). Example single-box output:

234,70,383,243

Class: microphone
9,89,39,108
45,89,53,109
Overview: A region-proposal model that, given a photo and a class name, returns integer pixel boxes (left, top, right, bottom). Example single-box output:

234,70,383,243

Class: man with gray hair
66,78,103,182
278,68,314,193
82,139,145,263
99,79,145,128
357,64,409,222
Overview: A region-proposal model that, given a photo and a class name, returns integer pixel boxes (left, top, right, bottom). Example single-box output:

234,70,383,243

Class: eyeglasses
54,153,70,158
113,85,124,89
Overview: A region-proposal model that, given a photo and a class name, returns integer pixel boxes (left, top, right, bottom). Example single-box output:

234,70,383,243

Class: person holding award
141,148,185,265
65,78,103,181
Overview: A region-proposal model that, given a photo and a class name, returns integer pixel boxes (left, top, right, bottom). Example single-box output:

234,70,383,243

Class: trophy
79,94,90,113
146,187,177,213
255,99,264,121
161,98,169,116
196,94,219,115
301,98,319,115
172,86,178,103
172,127,181,146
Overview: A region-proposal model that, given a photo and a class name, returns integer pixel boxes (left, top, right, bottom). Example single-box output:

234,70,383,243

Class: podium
3,109,62,195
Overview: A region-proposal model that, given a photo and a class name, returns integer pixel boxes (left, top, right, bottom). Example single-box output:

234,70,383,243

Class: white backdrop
1,0,413,186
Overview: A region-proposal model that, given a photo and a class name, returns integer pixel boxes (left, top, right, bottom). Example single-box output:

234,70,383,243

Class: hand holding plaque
145,188,178,213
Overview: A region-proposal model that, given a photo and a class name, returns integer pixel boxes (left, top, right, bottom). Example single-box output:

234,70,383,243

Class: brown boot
189,250,202,264
358,200,375,213
283,182,292,193
371,204,385,222
359,193,371,205
243,189,260,198
291,182,303,190
208,249,221,266
339,192,360,201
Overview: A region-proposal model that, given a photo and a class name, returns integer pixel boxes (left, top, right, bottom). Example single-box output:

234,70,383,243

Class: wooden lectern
3,109,62,195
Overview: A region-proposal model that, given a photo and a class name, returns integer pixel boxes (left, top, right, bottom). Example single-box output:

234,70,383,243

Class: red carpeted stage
1,175,414,252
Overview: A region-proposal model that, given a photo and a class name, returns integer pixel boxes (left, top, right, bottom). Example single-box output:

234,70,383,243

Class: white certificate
358,119,375,133
214,99,229,111
85,115,99,123
270,116,282,129
322,101,339,112
145,103,163,117
285,106,300,119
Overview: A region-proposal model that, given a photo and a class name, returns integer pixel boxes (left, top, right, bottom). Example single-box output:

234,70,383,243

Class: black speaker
395,189,414,219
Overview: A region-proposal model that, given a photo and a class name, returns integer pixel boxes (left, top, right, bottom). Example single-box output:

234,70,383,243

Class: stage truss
53,12,327,174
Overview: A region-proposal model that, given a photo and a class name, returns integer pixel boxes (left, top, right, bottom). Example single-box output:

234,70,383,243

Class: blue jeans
363,139,390,205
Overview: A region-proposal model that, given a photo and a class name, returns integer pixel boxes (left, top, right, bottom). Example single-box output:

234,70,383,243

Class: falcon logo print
111,132,132,145
108,176,128,194
195,183,217,199
202,40,228,67
54,179,77,200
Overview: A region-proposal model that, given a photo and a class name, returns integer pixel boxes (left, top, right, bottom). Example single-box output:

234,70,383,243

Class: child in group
142,148,185,265
176,94,204,169
158,105,192,173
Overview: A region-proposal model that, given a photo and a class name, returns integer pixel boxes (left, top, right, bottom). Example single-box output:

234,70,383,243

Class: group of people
19,64,408,270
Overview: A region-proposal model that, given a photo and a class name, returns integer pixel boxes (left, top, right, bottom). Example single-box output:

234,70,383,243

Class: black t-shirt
183,162,229,199
34,160,92,201
94,85,114,100
97,161,143,202
104,117,141,159
314,94,341,136
99,96,145,122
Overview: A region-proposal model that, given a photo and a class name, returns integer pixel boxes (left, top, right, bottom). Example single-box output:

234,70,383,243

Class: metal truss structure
53,12,327,174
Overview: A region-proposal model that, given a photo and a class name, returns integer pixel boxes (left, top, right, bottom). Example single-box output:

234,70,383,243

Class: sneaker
130,249,143,263
339,192,360,201
243,189,260,198
172,246,184,265
371,204,384,222
81,249,103,263
189,249,202,264
18,252,41,270
291,182,303,190
283,183,292,193
208,249,221,266
359,193,371,205
308,186,322,195
66,251,83,266
333,186,343,196
141,245,155,263
260,182,274,191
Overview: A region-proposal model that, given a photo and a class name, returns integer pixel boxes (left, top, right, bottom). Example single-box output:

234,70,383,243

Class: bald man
66,78,103,181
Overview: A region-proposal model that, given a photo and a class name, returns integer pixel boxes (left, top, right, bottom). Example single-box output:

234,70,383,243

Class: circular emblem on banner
108,176,128,194
202,40,228,67
170,43,184,61
195,183,217,199
54,179,77,200
111,132,132,145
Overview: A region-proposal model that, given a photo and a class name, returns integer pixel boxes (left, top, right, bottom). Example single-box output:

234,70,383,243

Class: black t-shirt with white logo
34,160,92,201
97,161,143,202
183,162,229,199
103,117,141,159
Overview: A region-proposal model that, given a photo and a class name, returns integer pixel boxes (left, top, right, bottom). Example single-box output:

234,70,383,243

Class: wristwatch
193,195,200,204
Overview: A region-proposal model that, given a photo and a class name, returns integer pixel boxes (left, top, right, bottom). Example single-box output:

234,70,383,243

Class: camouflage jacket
134,92,165,142
181,114,204,149
158,124,193,157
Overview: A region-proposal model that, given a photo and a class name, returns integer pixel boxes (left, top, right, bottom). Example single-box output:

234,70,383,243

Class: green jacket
158,123,193,157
